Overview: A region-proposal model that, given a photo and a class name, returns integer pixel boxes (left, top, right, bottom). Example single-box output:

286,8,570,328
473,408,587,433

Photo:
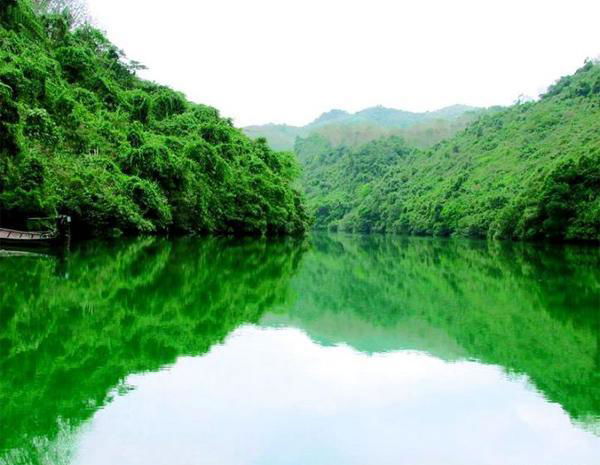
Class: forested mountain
0,0,308,237
304,62,600,241
243,104,484,151
300,136,413,229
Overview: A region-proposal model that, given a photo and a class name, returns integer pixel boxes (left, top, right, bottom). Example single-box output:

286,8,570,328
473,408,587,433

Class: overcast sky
88,0,600,127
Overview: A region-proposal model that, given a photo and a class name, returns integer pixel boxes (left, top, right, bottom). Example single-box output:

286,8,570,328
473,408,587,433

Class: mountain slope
242,123,304,151
309,62,600,241
243,104,484,152
0,1,308,236
301,136,412,229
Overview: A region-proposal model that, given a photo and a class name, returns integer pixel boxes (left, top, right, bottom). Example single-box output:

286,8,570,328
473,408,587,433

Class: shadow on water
0,233,598,462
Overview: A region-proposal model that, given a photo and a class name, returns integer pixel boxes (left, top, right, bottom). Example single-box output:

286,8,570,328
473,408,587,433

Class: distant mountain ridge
243,104,484,151
310,109,351,127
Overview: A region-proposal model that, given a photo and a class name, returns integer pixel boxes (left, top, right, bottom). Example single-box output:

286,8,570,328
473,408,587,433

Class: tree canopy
0,0,309,237
301,61,600,241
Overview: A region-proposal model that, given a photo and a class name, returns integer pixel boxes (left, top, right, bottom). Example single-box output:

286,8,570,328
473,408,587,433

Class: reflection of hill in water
263,312,468,360
0,234,598,463
0,237,305,463
263,234,600,429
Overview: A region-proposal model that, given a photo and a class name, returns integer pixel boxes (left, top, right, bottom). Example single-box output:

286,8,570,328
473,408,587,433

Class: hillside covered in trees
303,62,600,241
0,0,309,237
299,136,412,229
244,104,484,152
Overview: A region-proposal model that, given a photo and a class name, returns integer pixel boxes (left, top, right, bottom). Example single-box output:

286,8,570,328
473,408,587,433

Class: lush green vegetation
299,136,413,229
244,105,483,152
0,0,308,236
303,63,600,241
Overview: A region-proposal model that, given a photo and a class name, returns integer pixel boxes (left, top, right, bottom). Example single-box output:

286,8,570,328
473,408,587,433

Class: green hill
305,62,600,241
243,104,483,152
300,136,412,229
0,1,309,237
242,123,304,152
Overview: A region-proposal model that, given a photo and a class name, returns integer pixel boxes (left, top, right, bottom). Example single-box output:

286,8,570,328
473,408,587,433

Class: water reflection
74,327,600,465
0,237,305,464
0,234,598,464
270,235,600,428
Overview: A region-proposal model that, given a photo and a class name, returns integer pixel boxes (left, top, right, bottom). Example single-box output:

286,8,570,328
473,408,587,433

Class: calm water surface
0,234,598,464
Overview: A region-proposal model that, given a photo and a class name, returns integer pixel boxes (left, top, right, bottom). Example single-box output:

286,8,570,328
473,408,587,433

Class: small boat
0,216,71,248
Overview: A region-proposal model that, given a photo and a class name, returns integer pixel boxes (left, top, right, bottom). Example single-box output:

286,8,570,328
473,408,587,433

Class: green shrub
150,88,187,121
23,107,59,145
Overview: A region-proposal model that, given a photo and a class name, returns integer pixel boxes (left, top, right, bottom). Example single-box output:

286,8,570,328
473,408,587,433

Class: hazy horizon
243,103,484,128
88,0,600,127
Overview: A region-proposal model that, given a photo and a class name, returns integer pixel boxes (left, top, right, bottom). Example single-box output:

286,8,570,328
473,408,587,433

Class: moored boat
0,216,71,248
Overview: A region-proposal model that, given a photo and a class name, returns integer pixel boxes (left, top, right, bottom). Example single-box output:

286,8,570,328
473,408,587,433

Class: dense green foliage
304,63,600,241
0,1,308,236
243,105,482,152
0,237,305,463
299,136,413,229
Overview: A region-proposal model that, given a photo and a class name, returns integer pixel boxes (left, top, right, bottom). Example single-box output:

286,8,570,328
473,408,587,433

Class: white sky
88,0,600,127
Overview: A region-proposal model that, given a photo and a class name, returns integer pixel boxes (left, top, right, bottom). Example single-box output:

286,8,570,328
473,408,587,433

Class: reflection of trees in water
292,234,600,427
0,234,597,463
0,236,306,463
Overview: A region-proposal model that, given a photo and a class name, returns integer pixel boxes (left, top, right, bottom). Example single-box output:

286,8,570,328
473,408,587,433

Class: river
0,234,598,464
